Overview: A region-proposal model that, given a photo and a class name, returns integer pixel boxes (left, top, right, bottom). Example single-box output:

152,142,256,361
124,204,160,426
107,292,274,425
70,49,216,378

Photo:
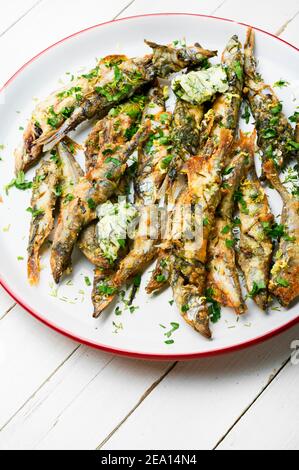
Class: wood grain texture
101,326,299,450
217,358,299,450
0,348,170,450
0,0,298,451
0,0,134,87
0,0,42,37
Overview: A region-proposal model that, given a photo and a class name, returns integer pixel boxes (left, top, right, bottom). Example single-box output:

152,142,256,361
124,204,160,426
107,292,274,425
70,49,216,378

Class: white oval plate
0,14,298,360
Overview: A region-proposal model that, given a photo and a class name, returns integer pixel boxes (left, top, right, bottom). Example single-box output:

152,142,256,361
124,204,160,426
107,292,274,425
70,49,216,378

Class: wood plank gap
0,0,45,39
113,0,136,20
275,9,299,36
0,344,81,434
211,0,228,15
213,356,291,450
0,303,16,321
96,361,178,450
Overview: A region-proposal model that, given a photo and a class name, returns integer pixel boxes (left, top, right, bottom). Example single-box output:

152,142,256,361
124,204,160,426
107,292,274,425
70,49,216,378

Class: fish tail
27,248,40,286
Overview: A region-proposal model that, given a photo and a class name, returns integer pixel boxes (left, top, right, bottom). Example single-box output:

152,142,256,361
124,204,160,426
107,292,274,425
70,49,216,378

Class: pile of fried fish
16,29,299,339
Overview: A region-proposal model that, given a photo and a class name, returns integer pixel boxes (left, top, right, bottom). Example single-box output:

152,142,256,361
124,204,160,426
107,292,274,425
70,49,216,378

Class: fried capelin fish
264,160,299,307
244,28,296,173
27,151,61,285
237,132,274,310
207,134,253,314
16,42,216,173
91,84,173,317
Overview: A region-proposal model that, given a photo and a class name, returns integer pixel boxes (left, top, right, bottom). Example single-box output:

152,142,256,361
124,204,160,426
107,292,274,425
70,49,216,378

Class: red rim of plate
0,13,298,361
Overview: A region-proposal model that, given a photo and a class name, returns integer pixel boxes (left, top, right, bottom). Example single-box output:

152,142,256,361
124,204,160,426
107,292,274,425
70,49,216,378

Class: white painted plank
0,347,170,450
119,0,226,16
214,0,299,33
217,358,299,450
0,0,133,87
101,325,299,450
0,0,41,36
0,305,78,430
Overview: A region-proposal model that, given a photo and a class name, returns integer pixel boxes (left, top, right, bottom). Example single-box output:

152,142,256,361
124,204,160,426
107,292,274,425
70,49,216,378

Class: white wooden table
0,0,298,451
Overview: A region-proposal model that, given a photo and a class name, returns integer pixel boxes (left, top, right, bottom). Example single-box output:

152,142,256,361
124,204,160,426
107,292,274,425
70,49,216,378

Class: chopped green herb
54,184,62,197
206,288,221,323
84,276,91,287
225,239,235,248
87,198,96,210
156,274,166,283
169,300,174,306
26,207,44,218
115,306,122,316
234,61,243,80
64,193,74,203
262,128,277,139
5,171,32,194
165,340,174,345
249,280,266,298
181,304,189,313
241,105,251,124
97,283,117,296
286,140,299,151
270,103,283,115
223,166,235,176
289,111,299,123
133,274,142,288
17,256,24,261
273,80,289,88
221,225,231,235
160,155,174,169
276,277,289,287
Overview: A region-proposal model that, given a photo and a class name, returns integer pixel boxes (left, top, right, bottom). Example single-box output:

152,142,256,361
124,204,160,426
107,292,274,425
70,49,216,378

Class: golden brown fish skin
27,153,61,285
244,28,296,171
207,137,250,314
85,97,146,172
146,98,206,294
144,40,217,78
264,160,299,307
77,223,110,269
167,37,243,337
50,124,149,283
237,133,274,310
168,254,211,338
16,41,216,173
92,85,172,316
212,35,244,136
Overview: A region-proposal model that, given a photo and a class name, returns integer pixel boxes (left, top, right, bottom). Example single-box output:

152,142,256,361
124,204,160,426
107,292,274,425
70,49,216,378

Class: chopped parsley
270,102,283,115
5,171,32,194
249,280,266,298
206,288,221,323
273,80,290,88
276,277,289,287
133,274,142,288
97,282,117,296
221,225,231,235
289,111,299,123
26,207,44,218
156,274,166,283
262,128,277,139
87,198,96,210
234,188,249,214
234,61,243,80
223,166,235,176
181,304,189,313
241,105,251,124
84,276,91,287
225,239,235,248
